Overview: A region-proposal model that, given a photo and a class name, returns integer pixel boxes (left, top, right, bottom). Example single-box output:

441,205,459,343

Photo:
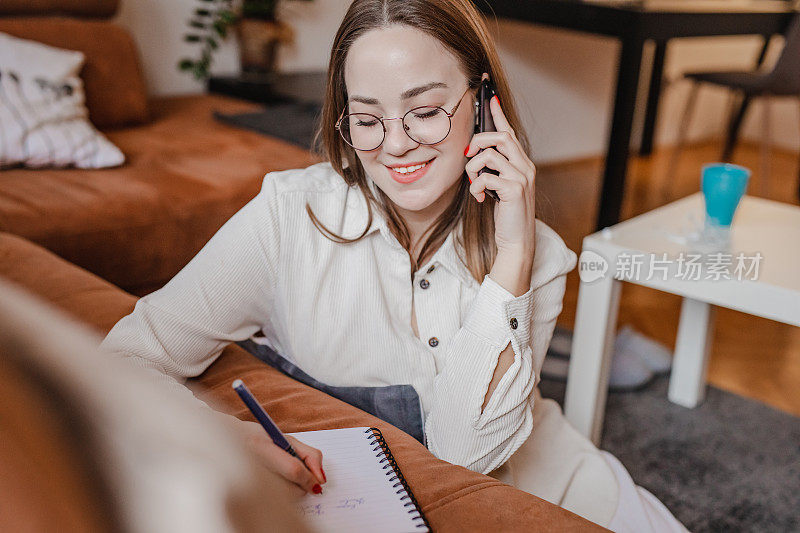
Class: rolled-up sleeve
425,220,578,474
99,172,284,400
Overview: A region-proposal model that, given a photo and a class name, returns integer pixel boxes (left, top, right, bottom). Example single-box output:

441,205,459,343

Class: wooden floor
536,139,800,417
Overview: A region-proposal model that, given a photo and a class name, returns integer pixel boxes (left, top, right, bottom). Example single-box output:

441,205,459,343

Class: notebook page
287,427,426,533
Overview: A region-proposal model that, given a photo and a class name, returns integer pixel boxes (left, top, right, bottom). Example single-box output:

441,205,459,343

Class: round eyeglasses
335,85,473,151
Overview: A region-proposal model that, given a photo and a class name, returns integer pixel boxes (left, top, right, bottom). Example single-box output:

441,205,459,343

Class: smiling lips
387,158,434,184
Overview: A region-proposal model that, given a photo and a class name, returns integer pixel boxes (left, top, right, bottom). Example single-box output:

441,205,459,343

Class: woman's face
343,25,474,224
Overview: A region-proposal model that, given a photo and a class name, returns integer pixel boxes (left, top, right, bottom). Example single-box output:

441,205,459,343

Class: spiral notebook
286,427,430,532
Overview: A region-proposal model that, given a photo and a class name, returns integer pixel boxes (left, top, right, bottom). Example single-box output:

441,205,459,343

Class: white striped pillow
0,32,125,169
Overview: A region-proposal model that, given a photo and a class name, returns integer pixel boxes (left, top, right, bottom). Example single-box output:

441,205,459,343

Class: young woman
101,1,687,531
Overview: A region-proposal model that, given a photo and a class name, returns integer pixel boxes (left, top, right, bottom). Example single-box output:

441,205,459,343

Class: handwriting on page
300,498,365,516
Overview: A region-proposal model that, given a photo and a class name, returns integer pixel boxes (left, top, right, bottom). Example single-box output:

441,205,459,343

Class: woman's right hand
235,419,326,495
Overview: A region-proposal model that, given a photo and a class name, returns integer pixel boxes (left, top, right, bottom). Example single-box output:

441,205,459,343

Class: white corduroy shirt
100,161,577,475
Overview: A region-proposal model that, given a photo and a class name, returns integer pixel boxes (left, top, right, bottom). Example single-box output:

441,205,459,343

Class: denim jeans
235,338,425,445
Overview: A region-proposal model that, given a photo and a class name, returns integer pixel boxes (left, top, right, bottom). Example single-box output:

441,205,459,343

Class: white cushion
0,32,125,169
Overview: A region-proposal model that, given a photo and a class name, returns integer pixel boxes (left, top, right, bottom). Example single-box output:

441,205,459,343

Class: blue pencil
231,378,299,458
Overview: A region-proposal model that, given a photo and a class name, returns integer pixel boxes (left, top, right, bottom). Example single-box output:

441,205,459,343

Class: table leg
564,272,622,446
639,41,667,156
668,298,716,408
595,38,645,231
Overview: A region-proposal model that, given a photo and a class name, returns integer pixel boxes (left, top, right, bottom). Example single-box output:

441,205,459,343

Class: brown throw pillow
0,18,149,130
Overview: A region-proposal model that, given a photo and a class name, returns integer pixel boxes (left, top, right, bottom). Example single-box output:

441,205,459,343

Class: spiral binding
364,427,431,531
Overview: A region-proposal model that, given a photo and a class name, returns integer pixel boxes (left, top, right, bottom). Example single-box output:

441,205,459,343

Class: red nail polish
321,468,327,483
312,484,322,494
464,145,470,156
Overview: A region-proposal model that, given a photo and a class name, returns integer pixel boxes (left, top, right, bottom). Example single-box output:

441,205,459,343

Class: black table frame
479,0,794,230
208,71,327,105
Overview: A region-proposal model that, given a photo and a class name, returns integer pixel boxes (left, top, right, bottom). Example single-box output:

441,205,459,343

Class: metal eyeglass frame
335,85,474,151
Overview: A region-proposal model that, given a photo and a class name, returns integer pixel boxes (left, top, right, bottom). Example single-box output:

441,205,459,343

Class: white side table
564,193,800,445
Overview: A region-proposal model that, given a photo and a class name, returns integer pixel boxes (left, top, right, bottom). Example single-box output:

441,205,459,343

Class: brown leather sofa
0,232,605,532
0,0,318,296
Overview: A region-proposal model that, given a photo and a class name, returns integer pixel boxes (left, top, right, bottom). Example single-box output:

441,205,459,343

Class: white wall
114,0,348,96
116,0,799,164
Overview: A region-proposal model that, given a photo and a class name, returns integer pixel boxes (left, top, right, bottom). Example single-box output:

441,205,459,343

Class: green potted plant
179,0,313,80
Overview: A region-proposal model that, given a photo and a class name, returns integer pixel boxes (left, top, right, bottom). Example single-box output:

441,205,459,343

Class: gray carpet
539,376,800,532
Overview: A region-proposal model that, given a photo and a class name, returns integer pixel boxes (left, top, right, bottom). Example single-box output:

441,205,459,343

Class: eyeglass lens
340,106,452,151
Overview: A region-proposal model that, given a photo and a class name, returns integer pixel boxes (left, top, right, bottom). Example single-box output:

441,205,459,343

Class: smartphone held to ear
473,77,501,202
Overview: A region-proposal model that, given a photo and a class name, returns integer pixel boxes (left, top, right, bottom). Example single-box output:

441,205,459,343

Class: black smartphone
474,77,501,202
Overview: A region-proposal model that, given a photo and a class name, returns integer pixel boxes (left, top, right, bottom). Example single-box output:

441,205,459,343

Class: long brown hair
308,0,532,283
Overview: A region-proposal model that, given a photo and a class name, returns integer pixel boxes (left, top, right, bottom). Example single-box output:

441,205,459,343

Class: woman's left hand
464,94,536,259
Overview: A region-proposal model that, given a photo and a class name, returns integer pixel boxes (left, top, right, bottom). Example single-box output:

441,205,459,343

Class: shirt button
426,265,436,274
428,337,439,347
419,279,430,289
510,317,518,330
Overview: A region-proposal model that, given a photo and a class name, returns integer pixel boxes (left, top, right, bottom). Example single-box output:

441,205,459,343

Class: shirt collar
427,227,477,287
341,181,476,287
341,179,385,239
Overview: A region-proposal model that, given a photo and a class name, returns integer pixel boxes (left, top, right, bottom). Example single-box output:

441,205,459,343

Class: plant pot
237,18,292,76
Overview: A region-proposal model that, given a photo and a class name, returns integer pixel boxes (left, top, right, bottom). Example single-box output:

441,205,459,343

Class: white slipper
616,325,673,375
607,344,655,391
542,325,667,390
541,346,654,391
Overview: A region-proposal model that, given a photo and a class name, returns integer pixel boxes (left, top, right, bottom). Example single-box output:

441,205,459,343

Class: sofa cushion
0,0,119,18
0,231,606,532
0,18,148,129
0,94,319,295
